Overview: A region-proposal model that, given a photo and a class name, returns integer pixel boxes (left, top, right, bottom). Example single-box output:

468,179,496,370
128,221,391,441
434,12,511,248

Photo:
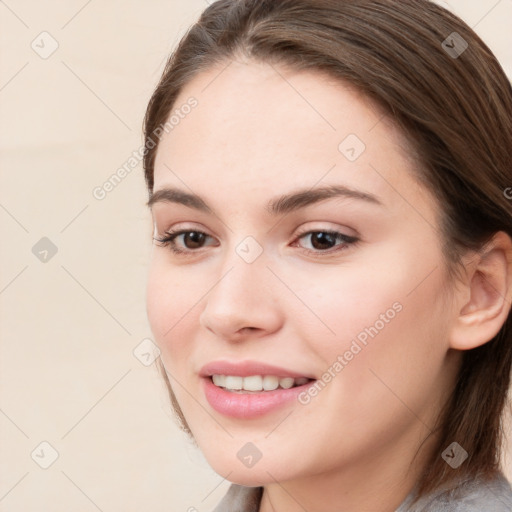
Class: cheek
289,265,451,461
322,263,450,419
146,260,198,364
286,260,405,352
296,248,449,378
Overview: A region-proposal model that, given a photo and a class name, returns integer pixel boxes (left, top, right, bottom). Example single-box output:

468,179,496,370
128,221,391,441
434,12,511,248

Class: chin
212,466,272,487
203,448,299,487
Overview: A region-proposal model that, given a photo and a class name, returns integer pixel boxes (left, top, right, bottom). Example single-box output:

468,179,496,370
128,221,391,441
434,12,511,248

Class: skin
145,57,512,512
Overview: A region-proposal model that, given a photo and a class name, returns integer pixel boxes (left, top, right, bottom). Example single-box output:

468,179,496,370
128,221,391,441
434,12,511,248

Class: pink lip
202,377,316,419
199,360,317,419
199,359,315,379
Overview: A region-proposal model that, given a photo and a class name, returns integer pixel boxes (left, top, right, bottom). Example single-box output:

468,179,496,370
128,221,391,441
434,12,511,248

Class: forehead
152,58,429,218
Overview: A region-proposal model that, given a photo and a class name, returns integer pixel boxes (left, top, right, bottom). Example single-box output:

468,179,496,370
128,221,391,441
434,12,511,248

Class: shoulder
211,484,263,512
402,471,512,512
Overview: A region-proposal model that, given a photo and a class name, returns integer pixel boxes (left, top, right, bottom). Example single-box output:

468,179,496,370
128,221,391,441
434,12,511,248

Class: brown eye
296,230,359,254
181,231,207,249
154,229,217,255
309,232,337,250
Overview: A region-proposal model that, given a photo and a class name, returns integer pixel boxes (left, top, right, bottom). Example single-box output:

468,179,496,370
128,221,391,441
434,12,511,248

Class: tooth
212,375,308,391
212,375,225,387
243,375,263,391
279,377,295,389
225,376,243,390
263,375,279,391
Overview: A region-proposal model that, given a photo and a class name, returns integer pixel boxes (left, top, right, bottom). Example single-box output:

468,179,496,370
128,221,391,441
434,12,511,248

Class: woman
142,0,512,510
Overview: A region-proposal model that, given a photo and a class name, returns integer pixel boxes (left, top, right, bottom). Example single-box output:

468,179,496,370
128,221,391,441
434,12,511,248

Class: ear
449,231,512,351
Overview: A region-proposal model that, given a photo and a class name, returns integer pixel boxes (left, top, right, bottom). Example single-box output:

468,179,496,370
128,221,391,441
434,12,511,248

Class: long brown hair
143,0,512,502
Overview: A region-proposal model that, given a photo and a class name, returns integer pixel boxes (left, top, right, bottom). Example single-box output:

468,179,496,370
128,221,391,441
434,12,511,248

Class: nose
199,255,283,342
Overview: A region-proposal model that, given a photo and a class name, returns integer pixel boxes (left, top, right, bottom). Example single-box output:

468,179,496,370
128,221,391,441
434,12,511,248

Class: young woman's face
146,59,462,486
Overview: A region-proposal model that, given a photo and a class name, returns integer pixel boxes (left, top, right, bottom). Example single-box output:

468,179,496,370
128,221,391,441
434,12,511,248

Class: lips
200,360,317,418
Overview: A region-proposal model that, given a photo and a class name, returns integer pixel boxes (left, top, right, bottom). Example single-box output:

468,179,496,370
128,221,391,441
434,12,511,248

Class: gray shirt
212,471,512,511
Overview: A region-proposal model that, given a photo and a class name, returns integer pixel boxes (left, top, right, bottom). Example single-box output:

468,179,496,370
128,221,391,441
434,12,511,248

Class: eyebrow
146,184,384,216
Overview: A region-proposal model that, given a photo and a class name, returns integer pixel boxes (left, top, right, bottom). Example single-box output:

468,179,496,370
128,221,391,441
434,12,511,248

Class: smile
212,374,312,392
203,376,317,419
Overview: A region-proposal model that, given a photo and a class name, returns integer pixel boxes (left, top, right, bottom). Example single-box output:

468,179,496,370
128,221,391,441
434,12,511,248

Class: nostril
239,327,257,334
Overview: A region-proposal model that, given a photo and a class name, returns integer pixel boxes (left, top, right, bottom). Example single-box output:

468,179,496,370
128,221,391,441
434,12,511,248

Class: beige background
0,1,511,510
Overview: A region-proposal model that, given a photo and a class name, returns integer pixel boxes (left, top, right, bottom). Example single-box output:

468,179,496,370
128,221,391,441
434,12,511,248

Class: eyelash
153,228,359,257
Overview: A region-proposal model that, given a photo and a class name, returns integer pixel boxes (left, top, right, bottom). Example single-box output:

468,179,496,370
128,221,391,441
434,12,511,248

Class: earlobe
449,231,512,351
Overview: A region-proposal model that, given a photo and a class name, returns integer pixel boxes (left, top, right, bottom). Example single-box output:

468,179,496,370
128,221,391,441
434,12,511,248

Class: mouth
199,360,318,418
202,373,317,419
209,374,314,393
